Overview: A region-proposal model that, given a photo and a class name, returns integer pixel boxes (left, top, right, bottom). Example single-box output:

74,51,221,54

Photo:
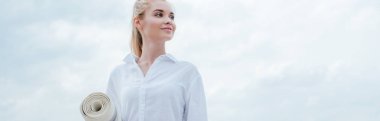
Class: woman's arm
183,74,208,121
106,69,123,121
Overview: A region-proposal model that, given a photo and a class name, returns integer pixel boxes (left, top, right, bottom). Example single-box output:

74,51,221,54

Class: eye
170,14,175,20
154,12,163,17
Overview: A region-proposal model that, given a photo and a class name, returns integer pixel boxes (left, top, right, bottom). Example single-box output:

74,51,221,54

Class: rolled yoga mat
80,92,121,121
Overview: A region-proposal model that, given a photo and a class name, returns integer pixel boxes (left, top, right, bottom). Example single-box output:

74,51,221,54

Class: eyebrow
153,9,174,15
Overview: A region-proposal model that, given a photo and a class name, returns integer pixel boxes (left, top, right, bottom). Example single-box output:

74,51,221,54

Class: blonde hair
131,0,166,57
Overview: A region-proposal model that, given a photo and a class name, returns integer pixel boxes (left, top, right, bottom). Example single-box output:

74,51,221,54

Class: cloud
0,1,133,120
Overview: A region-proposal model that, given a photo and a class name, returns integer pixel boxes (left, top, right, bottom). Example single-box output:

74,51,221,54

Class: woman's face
136,0,176,42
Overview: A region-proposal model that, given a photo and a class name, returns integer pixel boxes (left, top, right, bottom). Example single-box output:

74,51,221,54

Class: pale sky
1,0,380,121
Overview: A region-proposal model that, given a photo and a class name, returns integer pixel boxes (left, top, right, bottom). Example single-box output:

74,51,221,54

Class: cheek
173,23,176,32
146,19,161,30
144,21,162,33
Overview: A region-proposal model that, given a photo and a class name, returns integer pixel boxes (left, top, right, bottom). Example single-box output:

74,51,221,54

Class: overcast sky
1,0,380,121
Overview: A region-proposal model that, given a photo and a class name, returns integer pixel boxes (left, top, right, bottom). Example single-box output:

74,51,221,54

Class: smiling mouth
161,28,173,32
162,28,173,31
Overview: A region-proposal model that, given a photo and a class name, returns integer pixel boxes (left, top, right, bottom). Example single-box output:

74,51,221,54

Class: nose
164,17,174,25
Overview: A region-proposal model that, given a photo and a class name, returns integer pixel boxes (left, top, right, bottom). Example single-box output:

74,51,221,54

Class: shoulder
176,60,197,69
110,53,137,75
174,61,205,93
109,63,133,79
110,63,126,74
171,60,203,85
176,60,200,74
166,53,201,75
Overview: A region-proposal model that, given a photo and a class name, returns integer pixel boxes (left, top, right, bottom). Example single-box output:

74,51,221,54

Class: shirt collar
123,53,177,64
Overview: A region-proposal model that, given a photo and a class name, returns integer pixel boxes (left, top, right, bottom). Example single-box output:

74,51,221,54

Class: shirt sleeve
106,68,123,121
183,73,208,121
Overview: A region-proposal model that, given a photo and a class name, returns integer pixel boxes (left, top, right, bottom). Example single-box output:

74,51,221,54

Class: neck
138,40,166,64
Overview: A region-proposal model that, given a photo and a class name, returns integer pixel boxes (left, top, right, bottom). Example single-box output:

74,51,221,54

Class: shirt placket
133,63,146,121
136,69,146,121
134,56,163,121
139,80,146,121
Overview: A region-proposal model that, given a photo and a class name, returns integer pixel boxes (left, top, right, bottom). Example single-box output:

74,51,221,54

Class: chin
162,35,173,41
164,38,173,41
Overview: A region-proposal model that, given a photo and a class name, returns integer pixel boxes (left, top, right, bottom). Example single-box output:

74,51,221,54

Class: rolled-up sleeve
183,75,208,121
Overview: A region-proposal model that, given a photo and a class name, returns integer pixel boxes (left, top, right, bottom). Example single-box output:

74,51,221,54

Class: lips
161,27,173,31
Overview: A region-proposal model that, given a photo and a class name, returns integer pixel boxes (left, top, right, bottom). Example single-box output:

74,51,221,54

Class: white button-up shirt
106,53,208,121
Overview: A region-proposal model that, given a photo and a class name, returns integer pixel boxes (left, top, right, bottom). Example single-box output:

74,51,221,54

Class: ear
134,17,143,31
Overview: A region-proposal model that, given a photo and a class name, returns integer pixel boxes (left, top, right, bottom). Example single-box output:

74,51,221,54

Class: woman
106,0,208,121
